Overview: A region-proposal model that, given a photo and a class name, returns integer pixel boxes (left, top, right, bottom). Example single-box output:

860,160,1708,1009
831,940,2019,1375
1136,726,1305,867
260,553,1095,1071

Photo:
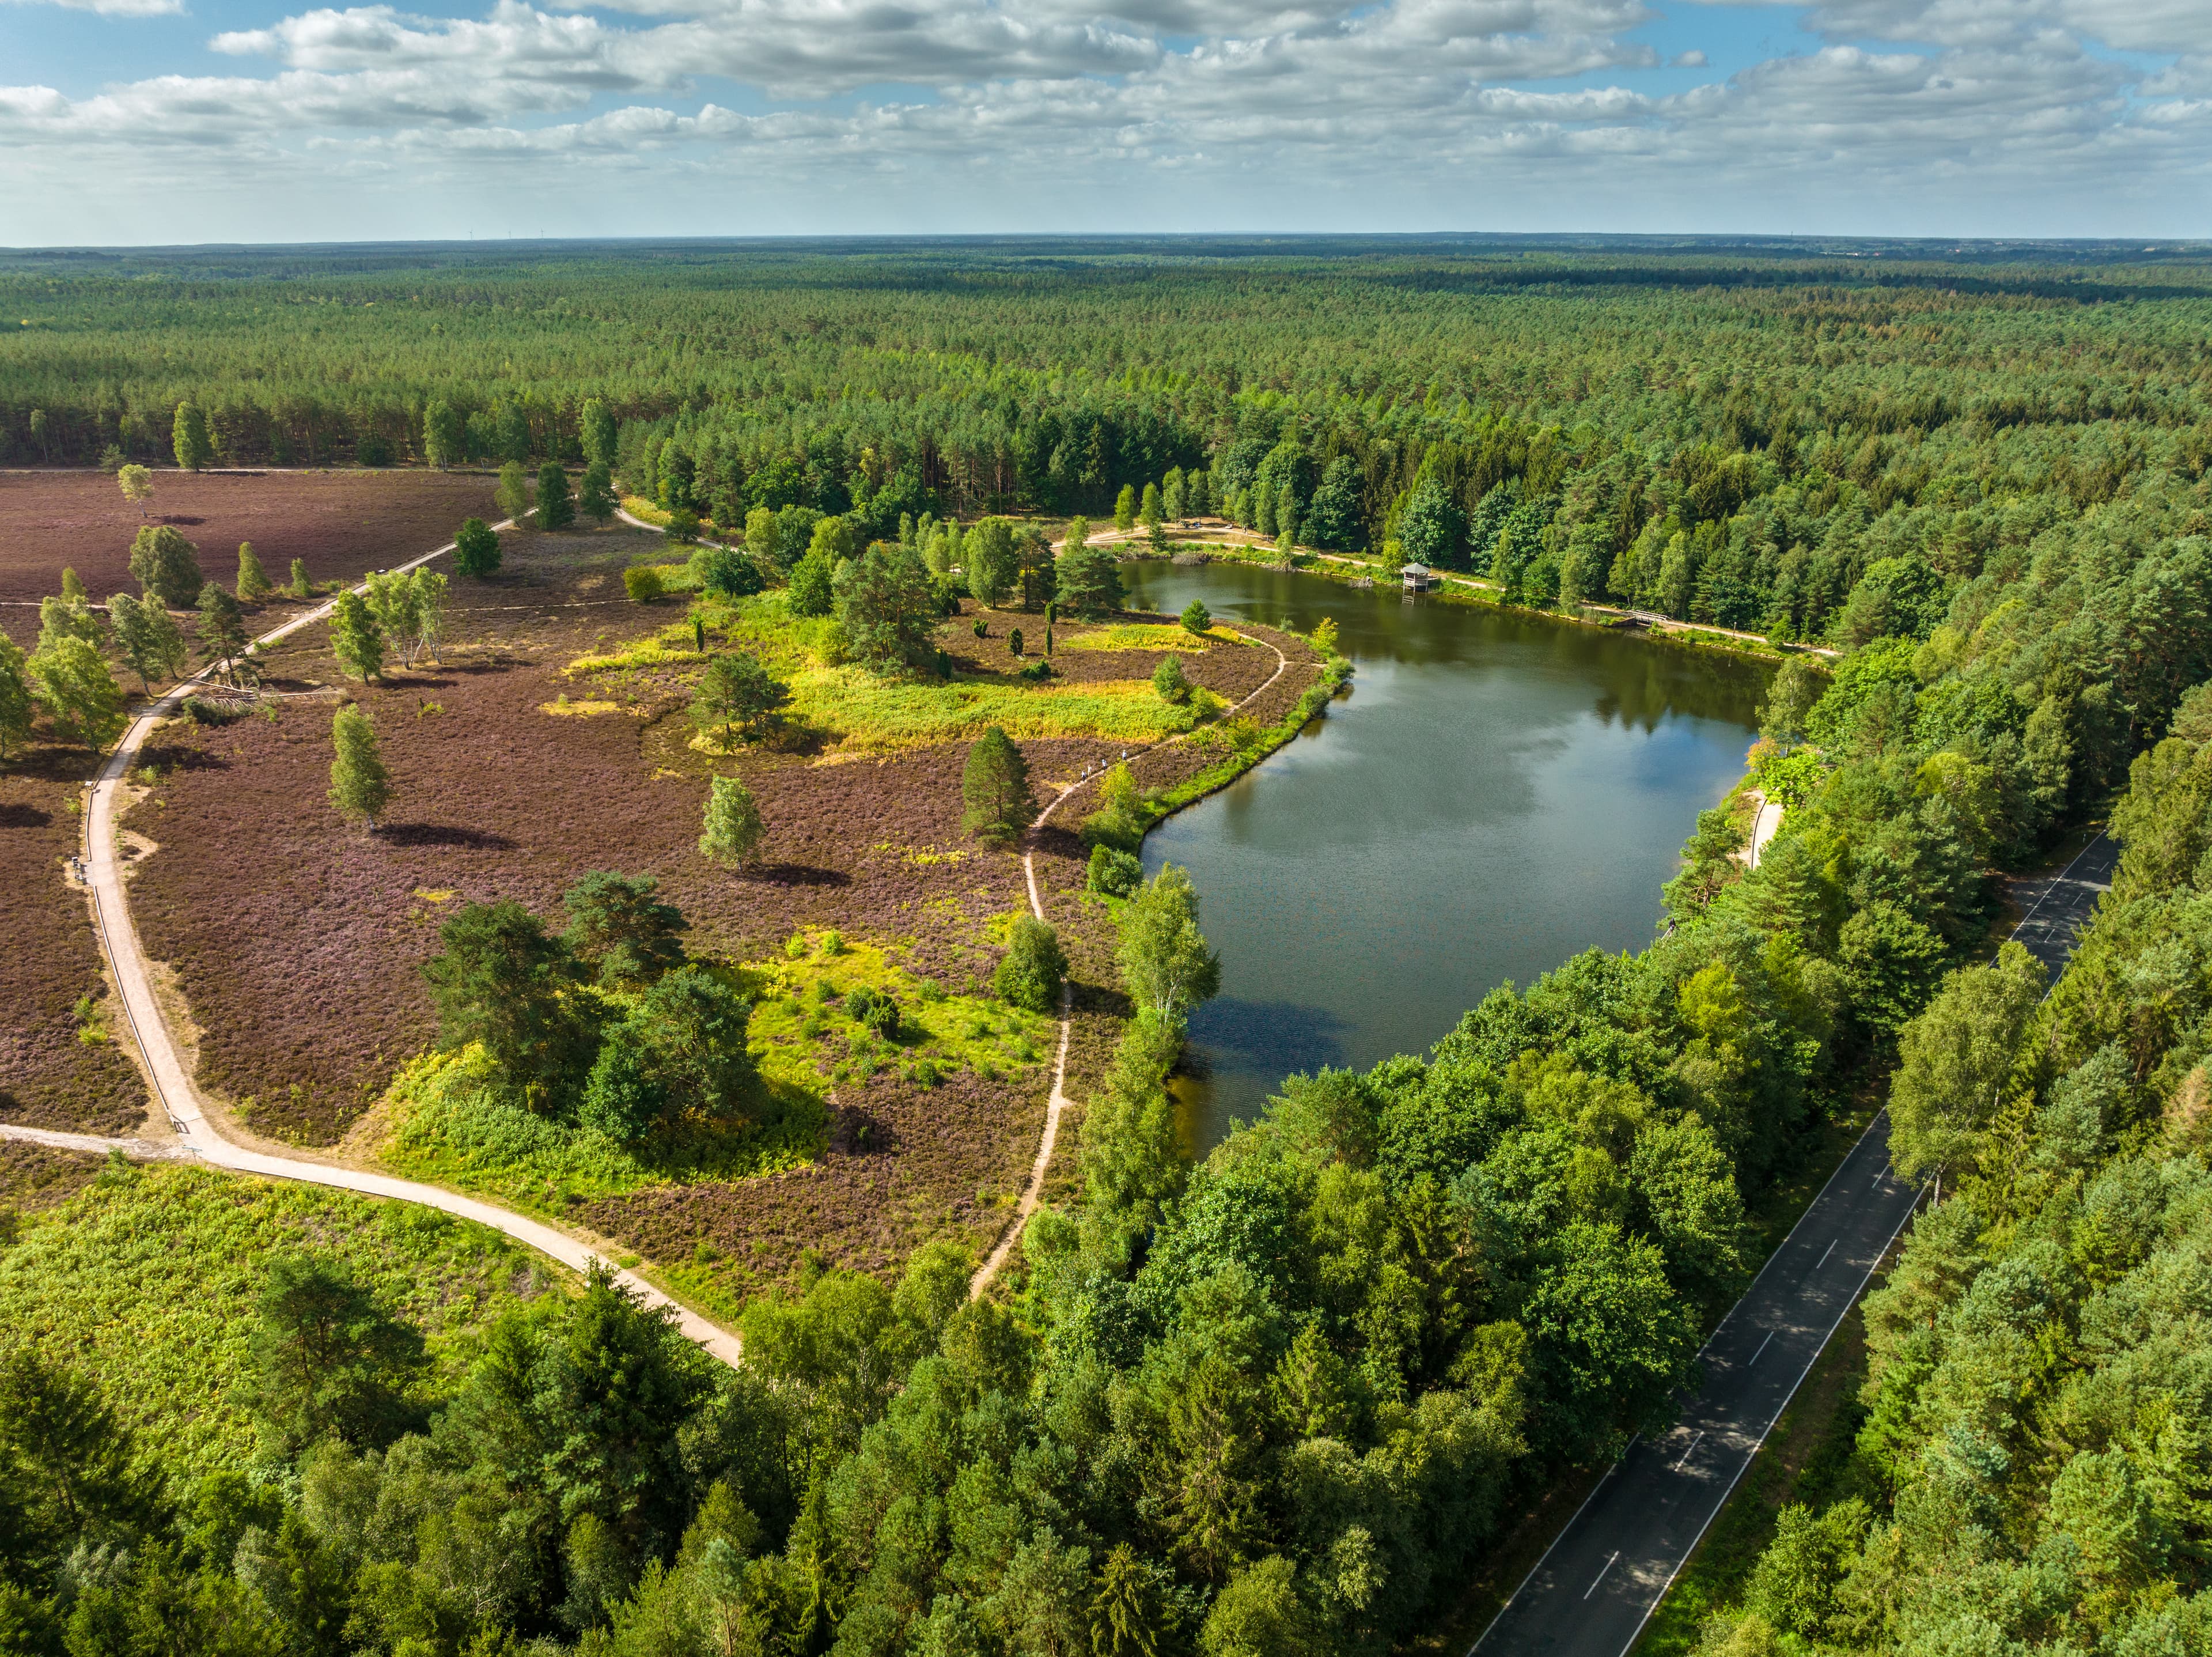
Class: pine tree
236,542,274,603
698,773,765,866
196,585,249,683
579,461,617,525
328,705,391,833
961,726,1035,848
453,517,501,578
1114,485,1137,532
582,398,617,468
328,590,385,683
60,568,88,607
1140,482,1162,528
172,400,213,471
289,558,313,599
537,464,575,531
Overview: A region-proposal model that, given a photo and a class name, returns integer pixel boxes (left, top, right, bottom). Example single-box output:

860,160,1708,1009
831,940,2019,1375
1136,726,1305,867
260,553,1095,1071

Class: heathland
0,239,2208,1656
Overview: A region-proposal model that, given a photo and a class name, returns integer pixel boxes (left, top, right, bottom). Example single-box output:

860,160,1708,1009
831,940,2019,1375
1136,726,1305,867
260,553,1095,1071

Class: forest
2,241,2210,1654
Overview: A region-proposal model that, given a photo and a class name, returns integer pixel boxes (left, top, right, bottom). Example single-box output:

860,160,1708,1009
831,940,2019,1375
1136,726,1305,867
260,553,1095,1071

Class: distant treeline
5,246,2212,643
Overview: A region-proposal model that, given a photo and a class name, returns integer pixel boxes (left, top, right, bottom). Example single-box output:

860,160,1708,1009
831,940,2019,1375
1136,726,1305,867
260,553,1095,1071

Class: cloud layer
3,0,2207,240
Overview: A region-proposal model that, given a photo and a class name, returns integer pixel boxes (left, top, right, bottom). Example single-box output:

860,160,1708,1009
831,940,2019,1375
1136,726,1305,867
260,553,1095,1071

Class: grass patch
377,1047,824,1215
0,1158,559,1476
538,696,625,717
620,494,672,527
575,591,1196,755
1059,622,1234,652
791,666,1190,754
740,933,1055,1094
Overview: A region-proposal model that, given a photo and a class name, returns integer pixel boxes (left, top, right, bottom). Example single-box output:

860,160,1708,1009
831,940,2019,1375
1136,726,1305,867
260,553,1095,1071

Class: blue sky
2,0,2205,245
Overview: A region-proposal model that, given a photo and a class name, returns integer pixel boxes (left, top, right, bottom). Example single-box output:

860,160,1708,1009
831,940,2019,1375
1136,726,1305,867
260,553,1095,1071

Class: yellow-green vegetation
377,1046,822,1214
741,932,1055,1092
538,695,624,717
619,494,671,526
0,1157,559,1473
1058,622,1240,652
575,589,1198,755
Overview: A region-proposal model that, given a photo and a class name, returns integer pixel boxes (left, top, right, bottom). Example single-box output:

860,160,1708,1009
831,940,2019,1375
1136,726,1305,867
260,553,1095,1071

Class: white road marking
1747,1331,1775,1368
1672,1432,1705,1472
1816,1239,1837,1270
1584,1553,1620,1601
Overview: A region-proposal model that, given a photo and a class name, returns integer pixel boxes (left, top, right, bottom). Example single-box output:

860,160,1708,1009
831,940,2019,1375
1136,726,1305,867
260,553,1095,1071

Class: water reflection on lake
1120,561,1767,1153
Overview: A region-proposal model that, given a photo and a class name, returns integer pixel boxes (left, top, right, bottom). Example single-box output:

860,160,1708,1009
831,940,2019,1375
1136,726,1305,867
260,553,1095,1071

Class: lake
1119,560,1767,1153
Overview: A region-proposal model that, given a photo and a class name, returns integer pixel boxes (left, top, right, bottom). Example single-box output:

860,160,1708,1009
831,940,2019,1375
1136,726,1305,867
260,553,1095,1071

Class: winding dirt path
3,516,745,1367
967,625,1309,1292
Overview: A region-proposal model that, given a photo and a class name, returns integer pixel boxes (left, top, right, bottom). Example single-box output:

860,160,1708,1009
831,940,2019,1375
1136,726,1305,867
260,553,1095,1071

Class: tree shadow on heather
380,823,517,850
745,862,851,888
0,803,52,829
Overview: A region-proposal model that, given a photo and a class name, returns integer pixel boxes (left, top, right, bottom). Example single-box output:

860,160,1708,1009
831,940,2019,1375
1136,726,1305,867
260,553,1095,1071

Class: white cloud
3,0,2210,239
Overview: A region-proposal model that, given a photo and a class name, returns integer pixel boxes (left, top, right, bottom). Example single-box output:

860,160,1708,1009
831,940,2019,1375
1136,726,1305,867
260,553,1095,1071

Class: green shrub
994,915,1067,1013
623,565,665,604
847,986,901,1039
1153,653,1190,703
1180,599,1211,635
1088,844,1143,898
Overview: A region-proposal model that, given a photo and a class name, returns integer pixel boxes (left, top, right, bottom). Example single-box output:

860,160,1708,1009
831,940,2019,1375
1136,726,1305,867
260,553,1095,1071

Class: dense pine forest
6,240,2210,644
3,240,2211,1655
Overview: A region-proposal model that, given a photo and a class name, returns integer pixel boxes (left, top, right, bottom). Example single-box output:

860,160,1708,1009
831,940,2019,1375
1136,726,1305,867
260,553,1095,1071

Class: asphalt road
1471,832,2116,1657
2004,832,2118,982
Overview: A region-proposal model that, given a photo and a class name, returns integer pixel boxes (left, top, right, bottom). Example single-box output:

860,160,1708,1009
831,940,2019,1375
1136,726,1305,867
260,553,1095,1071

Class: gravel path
1,513,745,1367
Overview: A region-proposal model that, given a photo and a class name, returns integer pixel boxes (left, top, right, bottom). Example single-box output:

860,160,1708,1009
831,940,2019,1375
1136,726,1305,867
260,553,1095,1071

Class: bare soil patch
0,469,498,645
0,739,149,1134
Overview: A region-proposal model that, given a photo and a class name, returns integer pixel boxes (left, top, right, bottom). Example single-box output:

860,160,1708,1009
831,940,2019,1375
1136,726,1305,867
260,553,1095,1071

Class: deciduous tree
327,589,385,682
995,915,1067,1013
495,461,531,527
327,704,391,831
235,542,274,603
0,635,32,758
966,517,1016,608
117,463,153,517
28,635,126,749
129,524,205,609
698,773,765,867
1116,864,1221,1022
453,516,501,578
109,588,188,690
172,399,213,471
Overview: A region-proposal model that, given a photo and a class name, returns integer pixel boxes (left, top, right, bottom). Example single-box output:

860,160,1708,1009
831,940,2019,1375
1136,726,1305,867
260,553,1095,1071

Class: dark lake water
1119,561,1767,1153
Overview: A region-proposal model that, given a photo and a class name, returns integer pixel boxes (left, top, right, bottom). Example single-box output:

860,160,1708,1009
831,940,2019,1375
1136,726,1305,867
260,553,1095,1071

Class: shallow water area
1120,561,1767,1153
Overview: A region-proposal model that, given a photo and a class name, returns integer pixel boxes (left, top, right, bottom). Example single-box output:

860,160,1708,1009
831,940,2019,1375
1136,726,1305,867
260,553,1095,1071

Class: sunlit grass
1059,622,1240,652
0,1160,557,1472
